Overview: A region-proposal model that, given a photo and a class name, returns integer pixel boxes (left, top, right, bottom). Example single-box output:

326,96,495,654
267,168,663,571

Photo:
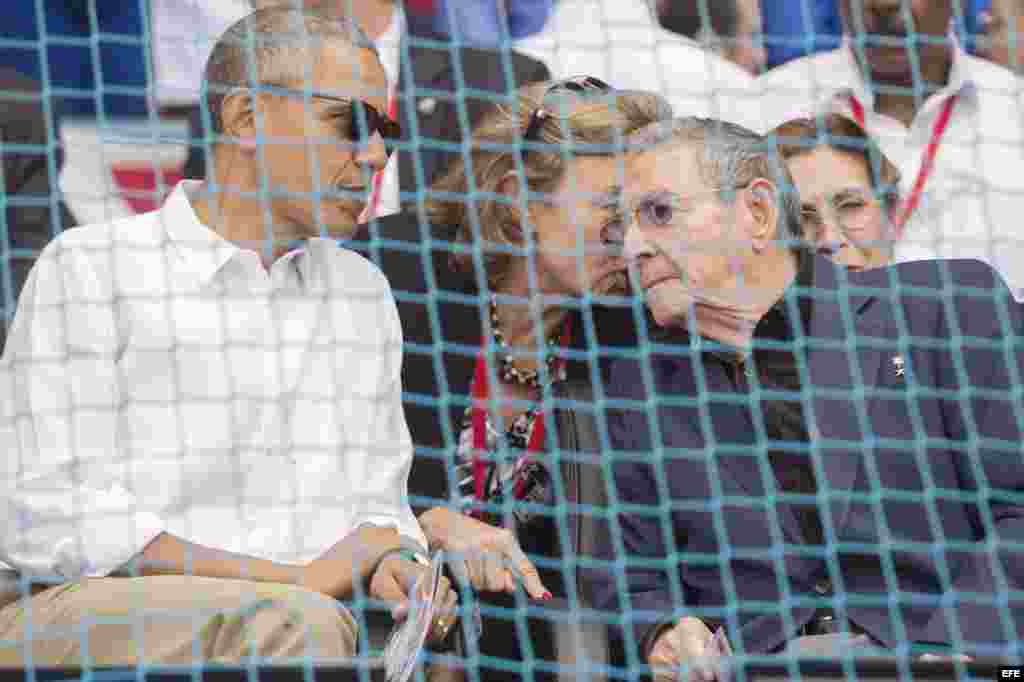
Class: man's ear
743,178,779,251
220,89,259,150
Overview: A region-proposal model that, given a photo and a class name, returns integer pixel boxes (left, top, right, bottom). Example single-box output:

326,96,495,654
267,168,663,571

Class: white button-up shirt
757,36,1024,300
515,0,761,131
0,181,425,580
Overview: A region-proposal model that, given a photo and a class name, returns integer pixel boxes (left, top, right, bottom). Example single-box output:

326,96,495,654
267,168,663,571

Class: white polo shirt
757,37,1024,300
515,0,761,131
0,181,425,579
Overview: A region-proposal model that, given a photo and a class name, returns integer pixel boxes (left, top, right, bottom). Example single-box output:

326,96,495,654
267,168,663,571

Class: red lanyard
847,93,958,231
366,91,399,220
469,319,572,503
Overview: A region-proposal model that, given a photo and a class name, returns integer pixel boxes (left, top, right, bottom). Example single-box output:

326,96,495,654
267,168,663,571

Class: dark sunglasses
258,85,402,144
521,76,613,158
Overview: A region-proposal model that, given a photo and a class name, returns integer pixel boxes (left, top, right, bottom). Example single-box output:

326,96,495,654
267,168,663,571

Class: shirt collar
376,3,405,89
832,31,978,114
162,180,238,286
161,180,331,292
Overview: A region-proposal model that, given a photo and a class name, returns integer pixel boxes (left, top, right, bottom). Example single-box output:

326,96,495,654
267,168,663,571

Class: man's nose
622,222,651,261
356,131,389,173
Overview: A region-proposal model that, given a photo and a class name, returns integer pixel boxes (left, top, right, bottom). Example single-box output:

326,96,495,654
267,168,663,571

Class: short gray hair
626,117,802,249
203,7,377,136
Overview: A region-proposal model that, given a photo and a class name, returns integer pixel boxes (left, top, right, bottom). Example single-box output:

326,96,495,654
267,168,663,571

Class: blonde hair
428,82,672,289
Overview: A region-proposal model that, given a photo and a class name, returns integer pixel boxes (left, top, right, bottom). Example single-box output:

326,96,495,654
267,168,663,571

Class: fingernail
542,591,553,600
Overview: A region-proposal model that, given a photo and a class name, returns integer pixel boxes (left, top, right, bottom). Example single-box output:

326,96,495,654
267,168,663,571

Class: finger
434,576,455,617
466,554,487,592
447,557,473,591
428,592,459,644
483,552,506,593
503,541,549,599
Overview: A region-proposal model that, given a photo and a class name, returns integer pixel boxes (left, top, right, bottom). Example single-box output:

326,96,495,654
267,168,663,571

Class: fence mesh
0,1,1022,681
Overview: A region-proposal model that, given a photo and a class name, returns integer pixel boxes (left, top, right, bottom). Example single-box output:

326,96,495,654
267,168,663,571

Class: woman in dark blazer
353,77,671,674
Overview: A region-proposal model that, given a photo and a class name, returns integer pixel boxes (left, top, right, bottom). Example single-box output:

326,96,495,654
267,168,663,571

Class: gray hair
203,7,377,136
626,117,803,250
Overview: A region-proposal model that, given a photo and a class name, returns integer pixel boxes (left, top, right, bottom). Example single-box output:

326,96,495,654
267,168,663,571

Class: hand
649,617,722,682
301,525,401,599
419,507,550,599
369,555,459,644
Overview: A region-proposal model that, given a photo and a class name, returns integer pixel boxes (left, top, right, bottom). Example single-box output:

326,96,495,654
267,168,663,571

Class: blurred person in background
353,77,672,679
758,0,1024,301
0,2,147,118
770,113,901,271
978,0,1024,71
656,0,768,75
0,68,75,352
0,8,457,666
516,0,760,131
405,0,555,46
759,0,842,69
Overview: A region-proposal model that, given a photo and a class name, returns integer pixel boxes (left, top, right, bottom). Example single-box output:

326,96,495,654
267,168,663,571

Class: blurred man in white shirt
0,7,456,665
758,0,1024,299
516,0,761,130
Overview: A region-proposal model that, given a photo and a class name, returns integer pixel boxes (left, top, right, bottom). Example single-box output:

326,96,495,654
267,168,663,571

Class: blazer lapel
806,260,888,536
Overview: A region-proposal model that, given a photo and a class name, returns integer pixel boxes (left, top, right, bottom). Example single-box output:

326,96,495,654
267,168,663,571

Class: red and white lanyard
847,93,958,231
366,90,399,220
469,321,572,504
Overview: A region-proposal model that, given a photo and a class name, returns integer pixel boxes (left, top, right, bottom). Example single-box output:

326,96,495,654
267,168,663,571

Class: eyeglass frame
227,84,402,147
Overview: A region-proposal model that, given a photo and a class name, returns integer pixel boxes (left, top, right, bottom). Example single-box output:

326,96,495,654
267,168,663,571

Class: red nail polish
542,591,553,601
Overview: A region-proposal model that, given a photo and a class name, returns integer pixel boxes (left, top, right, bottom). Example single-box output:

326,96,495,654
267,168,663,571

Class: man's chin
646,282,691,330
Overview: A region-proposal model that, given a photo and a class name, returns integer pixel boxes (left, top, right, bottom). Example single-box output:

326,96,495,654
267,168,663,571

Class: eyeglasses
600,188,741,247
251,85,402,145
521,76,613,159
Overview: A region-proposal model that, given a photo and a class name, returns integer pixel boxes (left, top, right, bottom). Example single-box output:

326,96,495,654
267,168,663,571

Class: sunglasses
522,76,613,158
257,85,402,145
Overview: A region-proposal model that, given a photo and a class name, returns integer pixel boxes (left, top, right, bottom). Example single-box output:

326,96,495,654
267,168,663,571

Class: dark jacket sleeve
939,263,1024,589
584,356,692,662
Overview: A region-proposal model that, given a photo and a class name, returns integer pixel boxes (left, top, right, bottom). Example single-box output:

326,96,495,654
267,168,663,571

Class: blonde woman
353,77,670,664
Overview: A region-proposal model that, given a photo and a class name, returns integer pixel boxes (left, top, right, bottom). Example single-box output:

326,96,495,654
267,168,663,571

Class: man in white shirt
0,7,455,665
516,0,761,131
758,0,1024,300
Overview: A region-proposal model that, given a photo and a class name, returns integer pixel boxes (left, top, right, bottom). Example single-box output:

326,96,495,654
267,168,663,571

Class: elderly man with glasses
586,116,1024,679
0,6,456,665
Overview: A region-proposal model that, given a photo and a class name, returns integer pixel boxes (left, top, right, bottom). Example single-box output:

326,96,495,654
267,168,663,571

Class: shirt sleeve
347,282,427,552
0,238,165,580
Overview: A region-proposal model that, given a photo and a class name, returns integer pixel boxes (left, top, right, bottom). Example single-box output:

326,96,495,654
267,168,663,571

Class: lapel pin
892,355,905,377
417,97,437,115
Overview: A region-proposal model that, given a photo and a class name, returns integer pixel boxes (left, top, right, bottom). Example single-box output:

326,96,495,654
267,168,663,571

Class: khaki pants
0,576,358,666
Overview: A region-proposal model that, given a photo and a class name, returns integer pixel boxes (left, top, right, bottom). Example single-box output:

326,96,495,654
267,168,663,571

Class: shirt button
814,578,832,595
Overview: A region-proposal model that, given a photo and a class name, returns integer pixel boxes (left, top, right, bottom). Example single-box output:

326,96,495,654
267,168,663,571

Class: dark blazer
183,38,549,194
0,68,74,349
591,257,1024,657
395,33,549,197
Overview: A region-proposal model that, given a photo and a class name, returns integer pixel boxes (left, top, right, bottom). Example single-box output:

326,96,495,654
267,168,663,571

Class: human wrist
417,507,449,553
